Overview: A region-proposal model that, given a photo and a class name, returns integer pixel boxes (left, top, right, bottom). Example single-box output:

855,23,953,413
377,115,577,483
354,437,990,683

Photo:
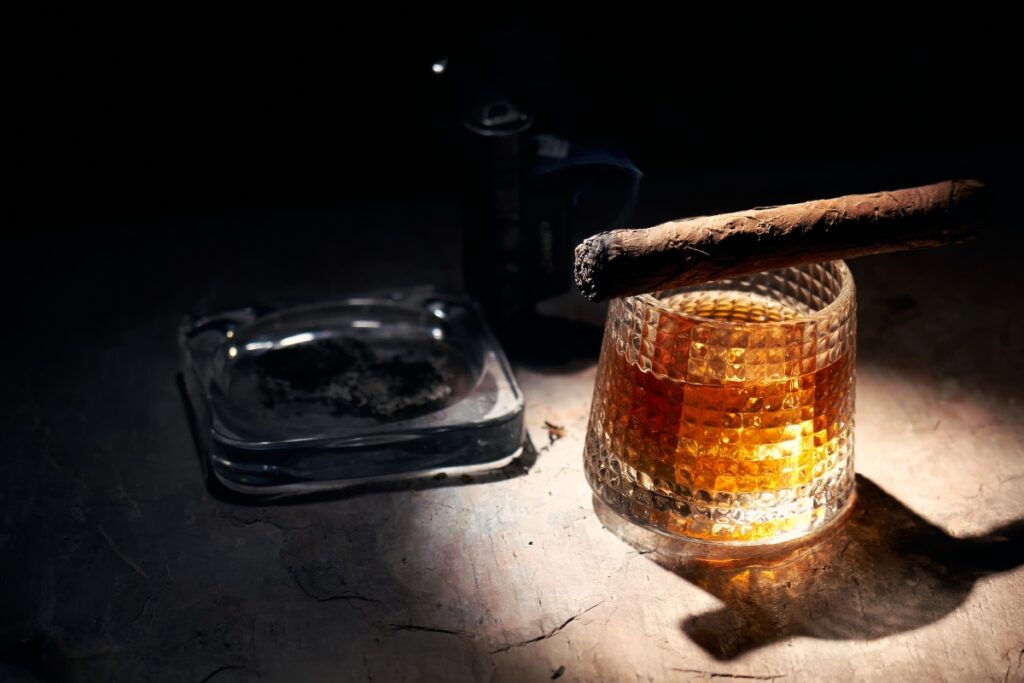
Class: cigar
574,179,987,301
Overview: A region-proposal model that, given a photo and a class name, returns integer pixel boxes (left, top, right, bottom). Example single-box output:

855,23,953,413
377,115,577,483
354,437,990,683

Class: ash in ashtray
256,337,456,420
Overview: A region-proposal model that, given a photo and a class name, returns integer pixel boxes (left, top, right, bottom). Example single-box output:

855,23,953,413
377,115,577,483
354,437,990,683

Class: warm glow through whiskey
585,285,855,544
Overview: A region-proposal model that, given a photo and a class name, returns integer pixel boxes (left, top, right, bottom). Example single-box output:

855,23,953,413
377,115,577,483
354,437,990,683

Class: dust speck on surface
543,421,567,444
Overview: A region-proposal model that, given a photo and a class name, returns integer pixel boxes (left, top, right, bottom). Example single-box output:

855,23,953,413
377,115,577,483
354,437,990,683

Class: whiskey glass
584,261,856,544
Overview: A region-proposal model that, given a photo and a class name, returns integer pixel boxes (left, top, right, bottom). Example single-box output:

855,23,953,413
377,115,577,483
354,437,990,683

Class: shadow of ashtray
179,290,525,498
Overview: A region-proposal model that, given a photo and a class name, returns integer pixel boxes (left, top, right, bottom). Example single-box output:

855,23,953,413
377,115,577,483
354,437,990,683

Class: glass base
584,421,856,547
591,487,857,564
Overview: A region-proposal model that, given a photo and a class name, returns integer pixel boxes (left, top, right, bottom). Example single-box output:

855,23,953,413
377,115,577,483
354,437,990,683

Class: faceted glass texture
584,261,856,544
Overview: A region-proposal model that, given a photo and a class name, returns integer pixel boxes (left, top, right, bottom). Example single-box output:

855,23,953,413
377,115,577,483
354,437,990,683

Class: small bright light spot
431,327,444,340
278,332,315,347
244,341,275,351
225,330,234,338
431,59,447,74
352,320,381,329
228,346,238,358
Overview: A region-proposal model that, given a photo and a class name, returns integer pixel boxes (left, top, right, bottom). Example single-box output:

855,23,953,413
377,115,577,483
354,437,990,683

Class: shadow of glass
176,373,539,507
595,475,1024,660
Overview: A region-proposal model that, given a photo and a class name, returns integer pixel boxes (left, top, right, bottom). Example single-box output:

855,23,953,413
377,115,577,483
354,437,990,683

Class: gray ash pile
255,337,456,420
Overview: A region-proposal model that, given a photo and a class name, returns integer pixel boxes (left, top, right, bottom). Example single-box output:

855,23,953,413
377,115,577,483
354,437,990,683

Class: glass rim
632,259,855,327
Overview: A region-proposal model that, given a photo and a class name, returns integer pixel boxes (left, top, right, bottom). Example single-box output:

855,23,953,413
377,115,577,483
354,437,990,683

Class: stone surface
2,198,1022,682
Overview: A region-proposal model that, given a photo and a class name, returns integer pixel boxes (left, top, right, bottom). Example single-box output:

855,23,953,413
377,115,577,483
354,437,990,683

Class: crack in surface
317,593,381,604
1004,647,1024,683
671,669,785,680
198,664,248,682
239,517,313,532
387,624,474,639
489,601,605,654
290,574,381,605
95,525,150,580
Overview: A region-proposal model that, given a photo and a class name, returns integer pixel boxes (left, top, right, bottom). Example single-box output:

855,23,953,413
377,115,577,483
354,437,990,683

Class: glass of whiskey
584,261,856,544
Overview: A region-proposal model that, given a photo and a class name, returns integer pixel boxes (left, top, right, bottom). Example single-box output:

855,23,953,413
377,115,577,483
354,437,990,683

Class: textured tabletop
3,199,1022,682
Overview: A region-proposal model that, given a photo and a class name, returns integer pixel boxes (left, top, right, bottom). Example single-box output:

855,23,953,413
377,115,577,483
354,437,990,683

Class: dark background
7,9,1021,340
8,9,1020,228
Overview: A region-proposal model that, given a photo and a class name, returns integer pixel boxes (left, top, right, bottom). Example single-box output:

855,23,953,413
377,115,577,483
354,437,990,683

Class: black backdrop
8,9,1020,228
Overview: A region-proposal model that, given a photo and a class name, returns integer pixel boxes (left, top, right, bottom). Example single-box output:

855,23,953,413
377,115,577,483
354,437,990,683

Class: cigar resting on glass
574,179,988,301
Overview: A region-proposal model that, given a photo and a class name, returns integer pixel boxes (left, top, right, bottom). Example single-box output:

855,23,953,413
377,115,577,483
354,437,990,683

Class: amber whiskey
585,268,856,544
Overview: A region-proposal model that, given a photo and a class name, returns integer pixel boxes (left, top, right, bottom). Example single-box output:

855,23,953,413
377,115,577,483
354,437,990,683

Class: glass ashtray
179,291,525,495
